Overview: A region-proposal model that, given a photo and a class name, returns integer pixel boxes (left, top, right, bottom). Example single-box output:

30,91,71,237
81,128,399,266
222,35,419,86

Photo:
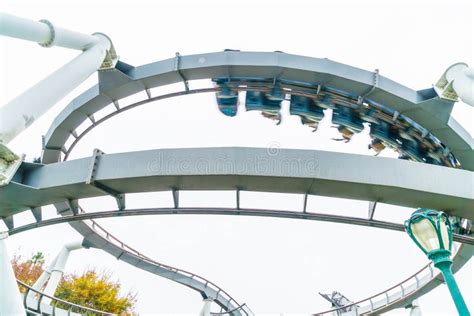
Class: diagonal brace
86,148,126,210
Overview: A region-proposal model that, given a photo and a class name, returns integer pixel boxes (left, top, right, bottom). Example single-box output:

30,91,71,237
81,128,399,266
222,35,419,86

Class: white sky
0,1,473,315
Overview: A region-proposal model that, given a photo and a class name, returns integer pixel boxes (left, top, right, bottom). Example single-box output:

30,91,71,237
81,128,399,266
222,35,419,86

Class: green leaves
55,270,137,315
13,253,137,314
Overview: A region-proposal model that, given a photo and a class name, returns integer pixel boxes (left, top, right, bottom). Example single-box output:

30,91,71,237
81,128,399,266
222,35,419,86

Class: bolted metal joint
93,32,118,70
38,19,55,47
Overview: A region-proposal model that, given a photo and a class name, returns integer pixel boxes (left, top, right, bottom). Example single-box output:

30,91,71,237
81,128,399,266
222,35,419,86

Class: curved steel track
7,207,474,245
2,51,472,314
8,206,474,315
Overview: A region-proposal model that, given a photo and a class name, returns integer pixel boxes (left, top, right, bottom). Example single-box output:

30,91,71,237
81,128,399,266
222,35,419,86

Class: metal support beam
368,201,377,220
86,149,126,210
57,199,79,216
86,148,104,184
175,52,189,92
172,188,179,209
361,69,379,99
30,207,42,223
0,13,116,145
303,193,309,213
406,300,422,316
236,188,241,210
2,216,14,230
0,232,26,315
0,13,100,50
199,298,213,316
94,182,126,210
41,241,84,304
0,35,113,145
435,63,474,106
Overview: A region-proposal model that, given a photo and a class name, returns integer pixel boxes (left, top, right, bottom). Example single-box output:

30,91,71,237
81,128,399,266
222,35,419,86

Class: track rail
8,207,474,245
41,52,474,170
18,279,114,315
76,208,250,315
19,51,470,314
313,245,473,315
9,206,473,315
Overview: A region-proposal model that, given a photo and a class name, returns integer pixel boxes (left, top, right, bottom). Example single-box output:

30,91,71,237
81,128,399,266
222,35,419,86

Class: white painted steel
200,298,213,316
42,241,83,303
409,300,422,316
0,34,110,145
28,254,58,302
0,13,112,145
0,13,99,50
0,233,26,315
445,63,474,107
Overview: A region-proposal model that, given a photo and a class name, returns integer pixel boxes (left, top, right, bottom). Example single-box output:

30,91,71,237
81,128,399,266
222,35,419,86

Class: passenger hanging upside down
261,111,282,125
333,125,354,143
368,138,386,155
300,115,320,132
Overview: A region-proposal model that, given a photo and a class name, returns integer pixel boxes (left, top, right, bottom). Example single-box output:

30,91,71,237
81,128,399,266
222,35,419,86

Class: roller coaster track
2,51,472,314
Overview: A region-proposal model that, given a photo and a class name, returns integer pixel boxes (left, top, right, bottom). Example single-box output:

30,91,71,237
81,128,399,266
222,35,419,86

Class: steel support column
41,241,84,303
0,232,26,315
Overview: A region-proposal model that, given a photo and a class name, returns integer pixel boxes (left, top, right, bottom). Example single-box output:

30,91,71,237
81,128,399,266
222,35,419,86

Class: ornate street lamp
405,208,471,316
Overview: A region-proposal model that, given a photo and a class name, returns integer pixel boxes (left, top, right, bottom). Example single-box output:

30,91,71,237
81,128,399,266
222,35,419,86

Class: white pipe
25,255,58,307
0,232,26,315
0,33,111,145
0,13,114,145
199,298,213,316
409,300,422,316
0,13,99,50
444,63,474,107
42,241,83,302
27,254,58,302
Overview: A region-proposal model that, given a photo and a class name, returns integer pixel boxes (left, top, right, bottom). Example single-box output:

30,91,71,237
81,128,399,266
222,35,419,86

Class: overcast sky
0,1,473,315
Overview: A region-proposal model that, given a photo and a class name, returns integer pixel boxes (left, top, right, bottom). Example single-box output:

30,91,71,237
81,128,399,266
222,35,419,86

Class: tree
12,253,136,315
55,270,137,314
11,252,44,292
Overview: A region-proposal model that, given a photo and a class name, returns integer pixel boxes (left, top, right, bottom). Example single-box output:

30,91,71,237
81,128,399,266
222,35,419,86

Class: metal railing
17,279,114,315
211,303,251,315
80,208,248,315
57,82,459,168
313,262,433,315
313,245,464,315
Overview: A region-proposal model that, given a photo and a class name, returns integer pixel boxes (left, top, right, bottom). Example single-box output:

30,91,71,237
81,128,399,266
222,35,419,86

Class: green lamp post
405,208,470,316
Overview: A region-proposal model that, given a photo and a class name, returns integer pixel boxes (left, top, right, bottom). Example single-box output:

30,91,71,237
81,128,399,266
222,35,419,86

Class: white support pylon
199,298,214,316
0,29,113,145
435,63,474,106
41,241,84,303
26,253,58,304
409,300,422,316
0,13,116,186
0,232,26,315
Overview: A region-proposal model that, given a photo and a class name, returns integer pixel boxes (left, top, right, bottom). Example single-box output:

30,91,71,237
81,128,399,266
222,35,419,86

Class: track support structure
0,232,26,315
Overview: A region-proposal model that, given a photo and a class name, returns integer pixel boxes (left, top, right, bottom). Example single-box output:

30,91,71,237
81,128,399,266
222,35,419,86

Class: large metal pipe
0,13,99,50
0,232,26,315
199,298,213,316
28,254,58,300
42,241,83,302
436,62,474,107
444,63,474,107
0,33,111,145
0,13,114,145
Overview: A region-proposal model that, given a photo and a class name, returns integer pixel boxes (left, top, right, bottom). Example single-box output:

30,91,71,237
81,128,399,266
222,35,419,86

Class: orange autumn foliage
12,252,137,315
